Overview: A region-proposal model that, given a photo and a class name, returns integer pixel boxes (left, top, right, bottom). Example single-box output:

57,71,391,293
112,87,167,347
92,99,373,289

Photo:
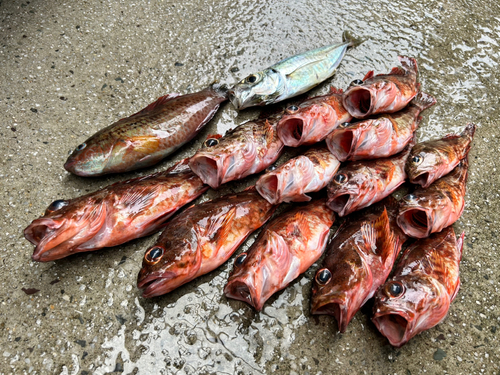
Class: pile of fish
24,31,475,348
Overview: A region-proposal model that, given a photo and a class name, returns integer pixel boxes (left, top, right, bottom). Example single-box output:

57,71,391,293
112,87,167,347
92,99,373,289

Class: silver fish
228,31,364,110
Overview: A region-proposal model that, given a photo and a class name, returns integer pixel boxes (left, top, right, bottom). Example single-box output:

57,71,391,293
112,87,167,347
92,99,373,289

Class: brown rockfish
406,123,476,188
137,188,276,298
25,159,208,262
64,84,228,176
311,198,406,332
189,117,284,189
372,227,463,347
224,199,335,311
327,92,435,161
397,156,469,238
343,56,420,119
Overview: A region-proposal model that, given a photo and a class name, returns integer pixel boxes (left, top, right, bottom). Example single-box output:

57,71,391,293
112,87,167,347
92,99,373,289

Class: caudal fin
411,92,437,112
342,31,366,48
398,56,418,76
461,123,477,140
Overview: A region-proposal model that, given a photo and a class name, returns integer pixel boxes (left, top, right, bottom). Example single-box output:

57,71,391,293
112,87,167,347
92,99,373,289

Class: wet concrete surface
1,0,499,374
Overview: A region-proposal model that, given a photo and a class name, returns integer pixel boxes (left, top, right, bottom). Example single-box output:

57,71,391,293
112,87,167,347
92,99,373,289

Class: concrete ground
1,0,499,374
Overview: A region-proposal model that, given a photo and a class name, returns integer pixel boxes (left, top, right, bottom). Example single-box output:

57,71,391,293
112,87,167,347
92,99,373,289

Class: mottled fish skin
343,56,420,119
137,188,276,298
327,92,436,161
277,87,352,147
327,142,413,217
406,123,476,188
228,31,364,110
189,117,284,189
311,199,406,332
224,199,335,311
372,227,463,347
64,84,228,176
397,156,469,238
256,145,340,205
25,159,208,262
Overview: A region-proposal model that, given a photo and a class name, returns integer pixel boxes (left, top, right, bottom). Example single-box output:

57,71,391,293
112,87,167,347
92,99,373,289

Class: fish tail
461,123,477,140
411,92,437,111
342,31,366,48
209,82,229,98
456,231,465,260
398,56,418,75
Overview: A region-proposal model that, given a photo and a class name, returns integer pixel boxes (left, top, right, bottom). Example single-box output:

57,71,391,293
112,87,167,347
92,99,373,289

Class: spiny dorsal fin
386,67,406,76
360,208,398,263
329,86,344,94
363,71,374,81
398,56,418,75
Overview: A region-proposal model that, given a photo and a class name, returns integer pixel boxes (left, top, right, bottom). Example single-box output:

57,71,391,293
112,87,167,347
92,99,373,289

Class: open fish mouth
411,171,431,187
189,155,222,189
372,312,410,347
224,279,262,310
343,87,373,118
327,129,355,161
327,193,352,217
397,208,431,238
277,117,305,147
311,300,348,332
256,174,280,205
138,272,177,298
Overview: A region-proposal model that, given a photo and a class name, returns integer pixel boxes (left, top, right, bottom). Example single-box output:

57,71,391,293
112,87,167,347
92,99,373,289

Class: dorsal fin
360,208,398,263
398,56,418,75
286,211,311,239
329,86,344,94
128,93,181,119
363,71,374,80
386,67,406,76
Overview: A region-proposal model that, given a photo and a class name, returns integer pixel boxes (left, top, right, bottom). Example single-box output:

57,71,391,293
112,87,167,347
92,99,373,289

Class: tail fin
342,31,366,48
209,82,229,98
411,92,437,112
398,56,418,75
461,123,477,141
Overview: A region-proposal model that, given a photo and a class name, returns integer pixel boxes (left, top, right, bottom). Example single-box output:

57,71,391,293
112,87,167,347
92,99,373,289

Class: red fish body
25,159,208,262
276,87,352,147
224,199,335,311
256,145,340,204
327,92,435,161
64,84,228,176
189,117,284,189
327,143,412,217
311,198,406,332
342,56,419,119
406,123,476,188
372,227,463,347
397,157,469,238
137,188,276,298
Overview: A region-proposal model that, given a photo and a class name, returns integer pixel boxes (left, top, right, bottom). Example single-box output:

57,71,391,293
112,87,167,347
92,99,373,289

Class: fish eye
204,138,219,148
385,281,405,298
286,105,299,114
266,164,277,173
47,199,68,212
340,122,350,128
404,193,417,202
315,268,332,285
145,246,164,264
350,79,363,86
246,74,258,84
76,143,86,151
235,253,247,266
333,173,348,184
412,155,423,164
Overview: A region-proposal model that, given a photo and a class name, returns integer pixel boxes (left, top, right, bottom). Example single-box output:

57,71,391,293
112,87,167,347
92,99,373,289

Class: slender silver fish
229,31,364,110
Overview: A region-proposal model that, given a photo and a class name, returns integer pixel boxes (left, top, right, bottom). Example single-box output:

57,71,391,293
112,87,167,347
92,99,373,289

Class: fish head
138,231,200,298
24,197,107,262
277,100,336,146
224,232,289,310
64,137,113,176
372,275,450,347
405,146,441,187
327,120,374,161
343,79,398,118
229,69,283,110
327,166,369,216
396,191,448,238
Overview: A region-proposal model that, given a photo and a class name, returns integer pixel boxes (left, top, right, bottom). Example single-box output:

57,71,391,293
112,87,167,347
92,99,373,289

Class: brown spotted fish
64,84,228,176
343,56,420,119
189,117,284,189
406,123,476,188
277,87,352,147
25,159,208,262
327,141,413,217
327,92,435,161
224,199,335,311
137,188,276,298
310,198,406,332
372,226,463,347
397,156,469,238
256,145,340,205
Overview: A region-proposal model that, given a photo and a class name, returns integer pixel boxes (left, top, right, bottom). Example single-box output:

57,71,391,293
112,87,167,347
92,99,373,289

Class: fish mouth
327,193,352,217
343,87,373,118
189,155,222,189
228,89,241,110
64,158,101,177
224,279,262,310
372,311,411,348
397,208,431,238
311,300,350,333
138,272,178,298
326,129,355,161
411,172,431,188
277,117,306,147
256,174,280,205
